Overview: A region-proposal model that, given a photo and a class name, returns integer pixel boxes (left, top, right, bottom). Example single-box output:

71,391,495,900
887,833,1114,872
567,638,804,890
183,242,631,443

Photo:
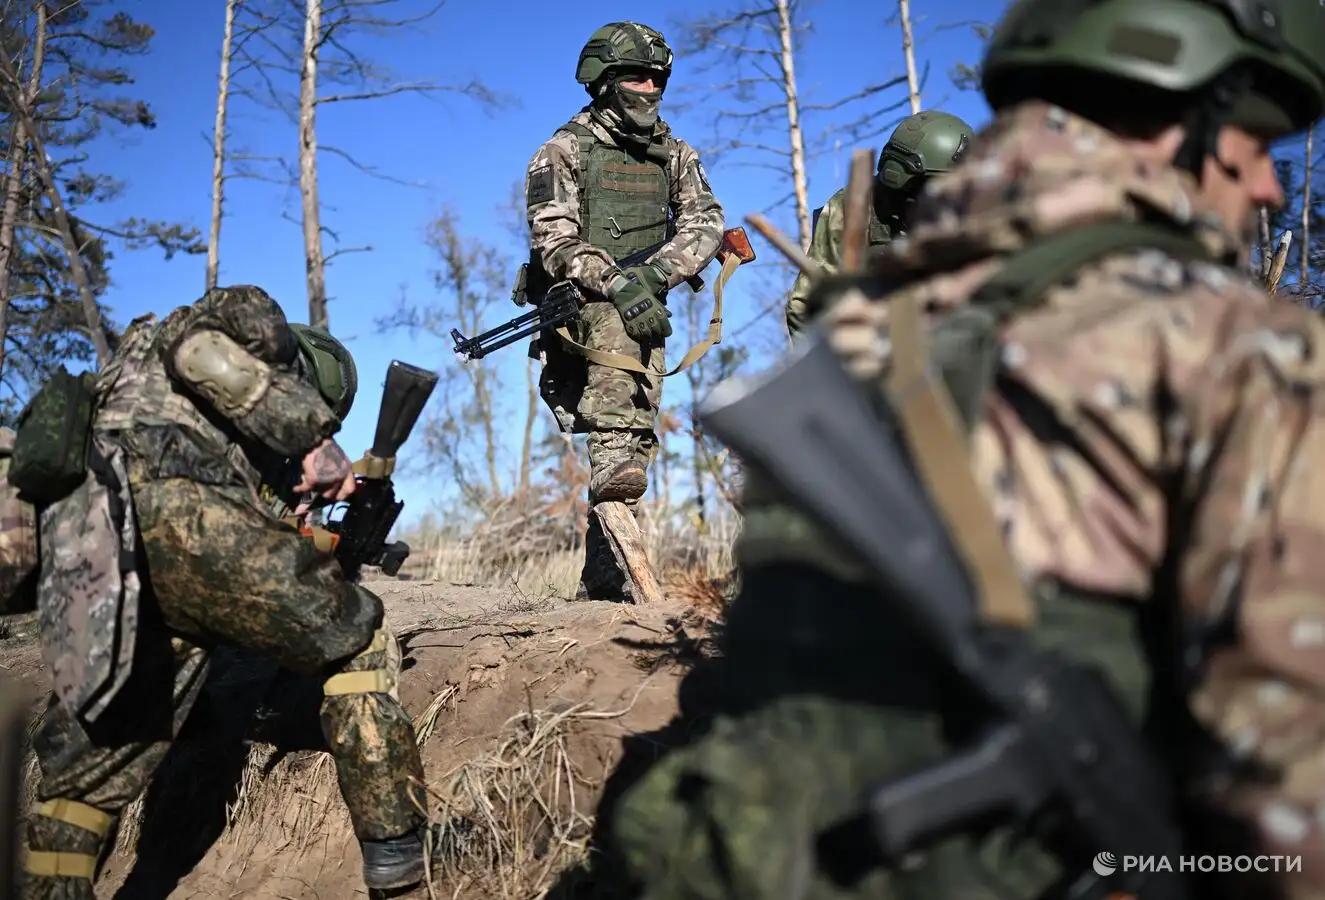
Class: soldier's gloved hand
294,438,357,512
623,262,669,296
606,269,672,343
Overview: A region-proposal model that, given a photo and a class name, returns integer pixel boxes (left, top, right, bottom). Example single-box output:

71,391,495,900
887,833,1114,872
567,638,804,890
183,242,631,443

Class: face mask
611,83,662,133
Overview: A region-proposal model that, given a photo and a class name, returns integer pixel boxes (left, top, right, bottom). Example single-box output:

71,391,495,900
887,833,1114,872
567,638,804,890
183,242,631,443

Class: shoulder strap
886,219,1209,630
972,220,1208,320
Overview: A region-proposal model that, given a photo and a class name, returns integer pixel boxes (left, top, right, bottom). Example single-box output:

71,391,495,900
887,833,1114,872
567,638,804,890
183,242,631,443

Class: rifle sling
553,251,739,376
888,293,1034,628
884,221,1209,629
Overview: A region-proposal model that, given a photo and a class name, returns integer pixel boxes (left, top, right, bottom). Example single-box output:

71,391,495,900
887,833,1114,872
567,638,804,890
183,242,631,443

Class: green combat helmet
575,21,673,95
290,323,357,422
980,0,1325,171
877,110,975,194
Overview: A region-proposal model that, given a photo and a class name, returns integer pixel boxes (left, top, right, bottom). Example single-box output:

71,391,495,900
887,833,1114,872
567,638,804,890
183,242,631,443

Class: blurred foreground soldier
784,109,974,336
524,21,723,599
14,288,450,898
606,0,1325,897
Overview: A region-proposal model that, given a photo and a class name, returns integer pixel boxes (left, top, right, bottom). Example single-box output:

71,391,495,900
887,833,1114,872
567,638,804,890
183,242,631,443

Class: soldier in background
604,0,1325,896
785,110,975,337
523,21,724,600
21,288,453,898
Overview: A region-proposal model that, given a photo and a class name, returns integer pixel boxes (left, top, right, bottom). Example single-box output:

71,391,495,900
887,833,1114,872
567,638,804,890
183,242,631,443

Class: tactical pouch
511,263,530,307
9,367,98,505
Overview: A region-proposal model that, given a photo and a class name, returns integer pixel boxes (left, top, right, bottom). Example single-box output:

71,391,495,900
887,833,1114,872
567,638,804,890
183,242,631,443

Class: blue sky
70,0,994,524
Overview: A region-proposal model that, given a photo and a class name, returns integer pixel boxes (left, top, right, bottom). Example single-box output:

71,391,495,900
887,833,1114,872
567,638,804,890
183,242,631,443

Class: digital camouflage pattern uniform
24,287,440,898
606,0,1325,896
525,21,723,598
786,110,974,337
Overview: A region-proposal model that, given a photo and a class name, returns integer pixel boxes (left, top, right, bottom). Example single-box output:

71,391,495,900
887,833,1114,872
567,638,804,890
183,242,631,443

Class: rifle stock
326,360,438,581
696,330,1185,900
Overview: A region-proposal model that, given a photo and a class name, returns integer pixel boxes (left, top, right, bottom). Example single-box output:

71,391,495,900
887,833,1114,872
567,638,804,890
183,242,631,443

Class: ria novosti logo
1092,852,1301,876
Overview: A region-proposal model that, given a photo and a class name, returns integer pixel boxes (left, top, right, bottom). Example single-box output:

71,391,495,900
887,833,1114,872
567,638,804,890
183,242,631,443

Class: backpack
0,428,38,616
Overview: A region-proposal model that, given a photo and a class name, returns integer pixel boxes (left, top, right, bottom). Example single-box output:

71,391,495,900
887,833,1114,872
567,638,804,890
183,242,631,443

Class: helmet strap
1172,68,1253,182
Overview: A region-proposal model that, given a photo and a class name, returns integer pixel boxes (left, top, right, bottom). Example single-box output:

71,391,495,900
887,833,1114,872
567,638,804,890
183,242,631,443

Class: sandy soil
2,578,720,899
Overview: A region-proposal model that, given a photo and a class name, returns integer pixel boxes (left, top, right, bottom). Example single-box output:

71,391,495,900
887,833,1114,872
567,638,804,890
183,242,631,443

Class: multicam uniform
24,286,434,898
604,0,1325,896
525,21,723,598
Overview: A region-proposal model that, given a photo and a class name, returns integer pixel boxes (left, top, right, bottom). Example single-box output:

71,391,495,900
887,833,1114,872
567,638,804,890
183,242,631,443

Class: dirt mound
5,579,720,899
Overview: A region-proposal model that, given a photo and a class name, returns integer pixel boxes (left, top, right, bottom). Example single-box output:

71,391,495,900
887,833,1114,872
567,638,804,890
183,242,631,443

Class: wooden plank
592,501,664,604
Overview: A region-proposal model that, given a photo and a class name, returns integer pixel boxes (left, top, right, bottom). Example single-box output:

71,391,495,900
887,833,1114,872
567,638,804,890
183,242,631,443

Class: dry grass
402,496,739,608
425,703,605,897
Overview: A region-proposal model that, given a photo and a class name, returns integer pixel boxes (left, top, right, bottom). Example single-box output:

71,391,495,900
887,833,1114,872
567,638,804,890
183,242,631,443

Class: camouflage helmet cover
878,110,976,193
980,0,1325,139
576,21,673,89
289,323,357,422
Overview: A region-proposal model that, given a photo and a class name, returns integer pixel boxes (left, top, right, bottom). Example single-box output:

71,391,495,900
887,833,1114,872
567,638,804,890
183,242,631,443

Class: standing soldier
785,110,975,337
605,0,1325,896
523,21,724,600
16,288,455,898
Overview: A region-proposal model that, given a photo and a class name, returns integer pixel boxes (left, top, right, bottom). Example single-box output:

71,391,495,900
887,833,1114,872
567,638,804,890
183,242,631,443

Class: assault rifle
451,226,755,362
302,360,438,582
696,330,1187,900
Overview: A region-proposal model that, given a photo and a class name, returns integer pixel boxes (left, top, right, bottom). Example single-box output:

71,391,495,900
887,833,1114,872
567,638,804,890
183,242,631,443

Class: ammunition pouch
9,368,98,505
511,262,531,307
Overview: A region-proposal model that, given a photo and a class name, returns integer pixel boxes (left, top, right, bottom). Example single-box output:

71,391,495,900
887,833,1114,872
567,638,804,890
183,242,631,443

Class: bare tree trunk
1303,125,1313,284
299,0,328,328
898,0,922,114
22,123,110,363
773,0,812,249
0,39,110,363
207,0,240,292
684,300,707,527
658,429,671,513
517,356,538,503
0,3,46,371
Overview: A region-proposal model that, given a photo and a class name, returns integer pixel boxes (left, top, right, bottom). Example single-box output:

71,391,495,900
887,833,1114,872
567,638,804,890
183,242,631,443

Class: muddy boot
361,817,474,891
589,459,647,504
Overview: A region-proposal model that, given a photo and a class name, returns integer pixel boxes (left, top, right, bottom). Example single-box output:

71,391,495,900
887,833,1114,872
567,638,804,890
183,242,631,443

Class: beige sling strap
554,251,741,377
886,295,1035,628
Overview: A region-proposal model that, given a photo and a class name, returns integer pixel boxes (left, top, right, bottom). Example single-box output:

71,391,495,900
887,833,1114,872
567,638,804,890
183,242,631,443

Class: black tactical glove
606,268,672,343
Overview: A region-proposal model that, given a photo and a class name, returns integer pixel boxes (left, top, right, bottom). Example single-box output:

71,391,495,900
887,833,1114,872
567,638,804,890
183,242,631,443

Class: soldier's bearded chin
612,85,661,132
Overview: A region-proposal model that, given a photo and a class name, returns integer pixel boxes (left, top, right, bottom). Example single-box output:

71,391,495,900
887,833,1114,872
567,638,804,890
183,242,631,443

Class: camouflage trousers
539,300,663,598
604,560,1067,900
24,474,428,899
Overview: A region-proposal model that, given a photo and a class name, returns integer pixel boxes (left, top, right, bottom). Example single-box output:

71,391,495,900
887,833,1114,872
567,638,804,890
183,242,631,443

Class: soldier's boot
23,798,115,899
589,459,648,504
360,817,475,891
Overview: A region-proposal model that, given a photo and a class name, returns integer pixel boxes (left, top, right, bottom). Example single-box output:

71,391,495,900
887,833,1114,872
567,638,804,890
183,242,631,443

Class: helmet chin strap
1172,69,1253,183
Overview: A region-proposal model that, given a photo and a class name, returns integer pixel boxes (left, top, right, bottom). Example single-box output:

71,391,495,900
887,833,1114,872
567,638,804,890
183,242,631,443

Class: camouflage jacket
524,106,724,299
815,100,1325,889
94,286,340,492
786,186,901,337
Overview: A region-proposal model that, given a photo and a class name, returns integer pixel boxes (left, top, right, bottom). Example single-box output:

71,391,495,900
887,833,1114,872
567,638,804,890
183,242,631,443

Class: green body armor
563,121,672,264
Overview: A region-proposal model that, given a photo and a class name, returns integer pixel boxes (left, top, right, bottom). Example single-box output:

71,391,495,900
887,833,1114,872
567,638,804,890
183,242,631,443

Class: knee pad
322,624,401,702
26,798,114,880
